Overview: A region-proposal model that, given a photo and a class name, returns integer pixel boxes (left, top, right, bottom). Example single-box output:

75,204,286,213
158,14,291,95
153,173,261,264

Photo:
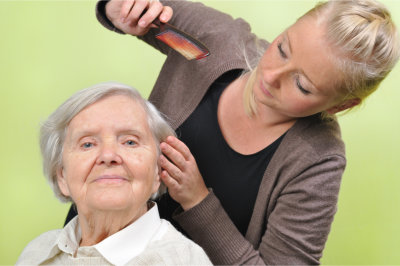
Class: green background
1,0,399,264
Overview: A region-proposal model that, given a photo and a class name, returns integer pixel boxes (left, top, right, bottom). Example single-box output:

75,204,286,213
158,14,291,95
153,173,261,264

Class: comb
152,19,210,60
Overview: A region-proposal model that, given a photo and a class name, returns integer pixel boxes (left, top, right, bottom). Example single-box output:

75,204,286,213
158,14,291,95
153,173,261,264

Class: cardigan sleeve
173,190,266,265
173,154,345,265
95,0,124,34
95,0,256,59
260,155,345,265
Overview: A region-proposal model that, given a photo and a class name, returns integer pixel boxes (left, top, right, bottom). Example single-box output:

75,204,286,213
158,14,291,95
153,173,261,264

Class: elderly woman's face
57,95,160,219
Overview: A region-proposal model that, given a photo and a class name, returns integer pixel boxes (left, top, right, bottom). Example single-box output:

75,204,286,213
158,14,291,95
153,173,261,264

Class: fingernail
160,15,167,22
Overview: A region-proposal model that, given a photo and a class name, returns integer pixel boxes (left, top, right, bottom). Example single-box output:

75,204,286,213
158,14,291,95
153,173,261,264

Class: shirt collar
48,202,163,265
38,215,81,263
57,215,81,255
94,201,162,266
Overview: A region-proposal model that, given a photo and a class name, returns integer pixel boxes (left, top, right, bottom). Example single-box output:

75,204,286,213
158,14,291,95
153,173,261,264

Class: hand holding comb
106,0,210,60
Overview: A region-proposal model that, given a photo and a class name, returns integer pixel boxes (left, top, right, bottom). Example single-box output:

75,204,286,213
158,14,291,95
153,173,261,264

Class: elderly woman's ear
152,163,162,195
56,167,71,197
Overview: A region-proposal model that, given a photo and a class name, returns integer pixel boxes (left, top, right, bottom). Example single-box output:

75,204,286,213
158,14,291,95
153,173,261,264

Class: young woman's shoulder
289,115,345,159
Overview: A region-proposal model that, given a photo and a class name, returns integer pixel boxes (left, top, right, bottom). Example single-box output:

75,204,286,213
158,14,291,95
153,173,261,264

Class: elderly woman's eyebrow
71,128,147,140
68,129,96,140
118,129,147,139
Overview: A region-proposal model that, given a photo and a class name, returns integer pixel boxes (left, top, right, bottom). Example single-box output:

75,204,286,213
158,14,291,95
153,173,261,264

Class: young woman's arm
162,135,345,265
96,0,247,57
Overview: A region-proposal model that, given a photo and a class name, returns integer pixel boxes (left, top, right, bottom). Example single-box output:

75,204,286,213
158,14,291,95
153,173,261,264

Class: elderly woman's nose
96,142,123,165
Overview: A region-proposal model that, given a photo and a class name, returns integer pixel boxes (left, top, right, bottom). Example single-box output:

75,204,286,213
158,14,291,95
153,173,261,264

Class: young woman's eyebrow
285,30,319,91
283,31,292,54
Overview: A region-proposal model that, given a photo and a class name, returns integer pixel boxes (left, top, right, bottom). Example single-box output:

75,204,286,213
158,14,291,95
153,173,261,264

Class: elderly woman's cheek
129,150,159,185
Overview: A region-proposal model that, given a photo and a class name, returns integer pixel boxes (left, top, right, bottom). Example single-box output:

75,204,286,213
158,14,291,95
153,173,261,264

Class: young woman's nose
96,142,122,165
263,66,289,89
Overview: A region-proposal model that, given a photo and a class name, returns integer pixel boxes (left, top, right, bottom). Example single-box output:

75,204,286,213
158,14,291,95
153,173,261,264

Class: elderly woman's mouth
93,175,128,184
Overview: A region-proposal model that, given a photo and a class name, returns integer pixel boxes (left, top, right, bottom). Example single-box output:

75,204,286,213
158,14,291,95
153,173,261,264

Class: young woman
66,0,399,264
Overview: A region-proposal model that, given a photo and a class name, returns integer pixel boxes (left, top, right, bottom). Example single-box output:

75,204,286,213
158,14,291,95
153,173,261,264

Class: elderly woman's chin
74,183,154,217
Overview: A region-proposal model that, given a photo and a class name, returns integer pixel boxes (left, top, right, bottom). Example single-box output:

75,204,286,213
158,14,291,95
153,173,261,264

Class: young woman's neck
218,73,297,155
252,98,297,129
239,73,298,128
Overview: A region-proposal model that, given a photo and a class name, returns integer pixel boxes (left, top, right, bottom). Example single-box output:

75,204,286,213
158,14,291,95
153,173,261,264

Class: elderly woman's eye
125,140,137,146
82,142,93,149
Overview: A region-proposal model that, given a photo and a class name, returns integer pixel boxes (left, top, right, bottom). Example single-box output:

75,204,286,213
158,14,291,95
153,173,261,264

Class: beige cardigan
96,1,346,264
17,217,212,265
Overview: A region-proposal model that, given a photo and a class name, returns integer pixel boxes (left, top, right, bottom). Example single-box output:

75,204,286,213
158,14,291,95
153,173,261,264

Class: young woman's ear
326,98,361,114
56,167,71,197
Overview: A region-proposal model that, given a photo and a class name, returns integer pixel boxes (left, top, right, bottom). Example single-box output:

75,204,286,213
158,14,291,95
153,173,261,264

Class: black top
158,70,284,236
66,70,284,236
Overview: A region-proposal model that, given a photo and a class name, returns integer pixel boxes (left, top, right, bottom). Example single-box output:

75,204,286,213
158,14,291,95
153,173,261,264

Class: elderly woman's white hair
40,82,176,202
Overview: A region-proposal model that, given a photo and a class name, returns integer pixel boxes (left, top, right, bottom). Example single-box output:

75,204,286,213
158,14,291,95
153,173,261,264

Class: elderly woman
16,82,212,265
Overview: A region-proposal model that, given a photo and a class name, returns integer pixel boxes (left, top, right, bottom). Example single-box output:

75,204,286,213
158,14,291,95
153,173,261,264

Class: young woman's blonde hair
243,0,400,117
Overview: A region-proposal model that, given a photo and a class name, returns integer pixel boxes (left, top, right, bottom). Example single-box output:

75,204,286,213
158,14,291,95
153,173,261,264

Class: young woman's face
254,15,345,118
57,95,160,220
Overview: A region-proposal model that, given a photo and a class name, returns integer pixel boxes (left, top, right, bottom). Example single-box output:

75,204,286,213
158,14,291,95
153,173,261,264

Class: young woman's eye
296,78,311,95
277,43,287,59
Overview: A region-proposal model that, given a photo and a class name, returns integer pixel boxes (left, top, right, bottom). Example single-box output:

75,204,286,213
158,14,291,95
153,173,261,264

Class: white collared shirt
17,202,211,265
58,202,169,265
93,202,168,265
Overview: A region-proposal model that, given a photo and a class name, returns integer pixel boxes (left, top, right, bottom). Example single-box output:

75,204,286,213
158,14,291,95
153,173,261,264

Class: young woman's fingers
138,0,163,27
125,0,149,26
120,0,135,22
159,155,182,184
159,5,173,23
165,136,192,161
160,142,187,170
160,170,180,190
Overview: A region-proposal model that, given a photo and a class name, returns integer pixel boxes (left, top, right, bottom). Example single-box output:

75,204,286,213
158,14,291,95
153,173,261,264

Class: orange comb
152,19,210,60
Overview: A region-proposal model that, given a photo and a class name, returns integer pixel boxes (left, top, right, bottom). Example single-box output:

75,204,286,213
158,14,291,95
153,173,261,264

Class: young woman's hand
159,136,209,211
105,0,173,36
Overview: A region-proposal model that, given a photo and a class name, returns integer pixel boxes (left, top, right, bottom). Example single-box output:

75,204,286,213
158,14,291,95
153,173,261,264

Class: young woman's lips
260,81,274,98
